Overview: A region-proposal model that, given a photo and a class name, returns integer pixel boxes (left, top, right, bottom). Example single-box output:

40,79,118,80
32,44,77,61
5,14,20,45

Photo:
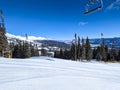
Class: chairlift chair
84,0,103,15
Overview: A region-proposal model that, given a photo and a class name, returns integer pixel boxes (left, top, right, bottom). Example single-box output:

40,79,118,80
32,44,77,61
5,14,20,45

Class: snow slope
0,57,120,90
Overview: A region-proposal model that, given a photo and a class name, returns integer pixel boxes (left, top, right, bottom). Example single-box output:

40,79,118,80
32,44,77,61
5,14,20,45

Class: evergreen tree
96,46,102,61
12,44,21,58
12,40,39,58
85,37,92,61
19,41,23,58
23,42,31,58
54,51,61,58
81,38,85,60
63,49,71,59
77,36,81,61
41,49,47,56
0,26,8,56
30,44,39,57
100,44,107,61
30,44,35,57
41,44,47,56
92,48,97,59
54,51,57,58
110,48,117,62
34,44,39,56
71,43,75,60
105,45,109,54
104,45,109,62
70,33,78,61
117,49,120,62
0,10,8,56
74,33,77,60
109,40,117,62
106,52,111,62
60,48,63,58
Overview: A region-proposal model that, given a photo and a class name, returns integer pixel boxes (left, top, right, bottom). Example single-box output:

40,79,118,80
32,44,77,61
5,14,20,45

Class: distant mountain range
6,33,120,49
90,38,120,49
6,33,47,41
6,33,70,49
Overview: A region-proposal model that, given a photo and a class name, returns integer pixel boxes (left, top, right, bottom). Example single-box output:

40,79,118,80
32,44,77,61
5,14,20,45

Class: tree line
10,41,39,58
0,27,39,58
0,25,120,61
54,34,120,62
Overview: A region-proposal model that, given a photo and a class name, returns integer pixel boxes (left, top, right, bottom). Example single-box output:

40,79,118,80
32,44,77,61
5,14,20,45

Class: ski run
0,57,120,90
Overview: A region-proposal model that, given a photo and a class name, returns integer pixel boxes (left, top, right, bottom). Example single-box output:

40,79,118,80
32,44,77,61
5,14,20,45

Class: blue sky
1,0,120,40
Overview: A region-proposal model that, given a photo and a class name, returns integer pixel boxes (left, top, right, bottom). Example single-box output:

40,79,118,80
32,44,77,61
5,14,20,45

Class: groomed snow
0,57,120,90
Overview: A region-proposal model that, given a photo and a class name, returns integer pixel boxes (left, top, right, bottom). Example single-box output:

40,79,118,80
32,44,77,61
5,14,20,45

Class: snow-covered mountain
6,33,48,41
6,33,71,49
6,33,120,49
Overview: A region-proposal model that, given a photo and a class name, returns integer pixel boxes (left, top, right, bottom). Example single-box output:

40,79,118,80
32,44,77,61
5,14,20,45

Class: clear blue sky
1,0,120,40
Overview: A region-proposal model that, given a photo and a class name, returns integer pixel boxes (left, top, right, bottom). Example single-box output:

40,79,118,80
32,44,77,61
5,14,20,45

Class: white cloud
79,22,88,26
106,0,120,10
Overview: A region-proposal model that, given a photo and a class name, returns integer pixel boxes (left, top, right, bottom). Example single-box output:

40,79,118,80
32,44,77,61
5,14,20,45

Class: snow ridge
6,33,48,41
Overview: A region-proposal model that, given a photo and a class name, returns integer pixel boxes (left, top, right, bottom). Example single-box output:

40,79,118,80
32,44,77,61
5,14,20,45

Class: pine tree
12,44,21,58
63,49,71,59
34,44,39,56
74,33,77,60
110,48,117,62
117,49,120,62
30,43,35,57
96,46,102,61
54,51,59,58
109,40,117,62
85,37,92,61
105,45,109,54
30,44,39,57
70,33,77,61
41,49,47,56
77,36,81,61
60,48,63,58
100,44,107,61
0,10,8,56
19,41,25,58
81,38,85,60
104,45,109,62
92,48,97,59
71,43,75,60
23,42,31,58
106,52,111,62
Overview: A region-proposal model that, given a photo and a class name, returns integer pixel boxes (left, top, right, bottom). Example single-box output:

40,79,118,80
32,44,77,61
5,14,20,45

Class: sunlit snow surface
0,57,120,90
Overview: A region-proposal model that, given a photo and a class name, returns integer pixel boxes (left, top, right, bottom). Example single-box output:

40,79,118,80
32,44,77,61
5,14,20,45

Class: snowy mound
0,57,120,90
